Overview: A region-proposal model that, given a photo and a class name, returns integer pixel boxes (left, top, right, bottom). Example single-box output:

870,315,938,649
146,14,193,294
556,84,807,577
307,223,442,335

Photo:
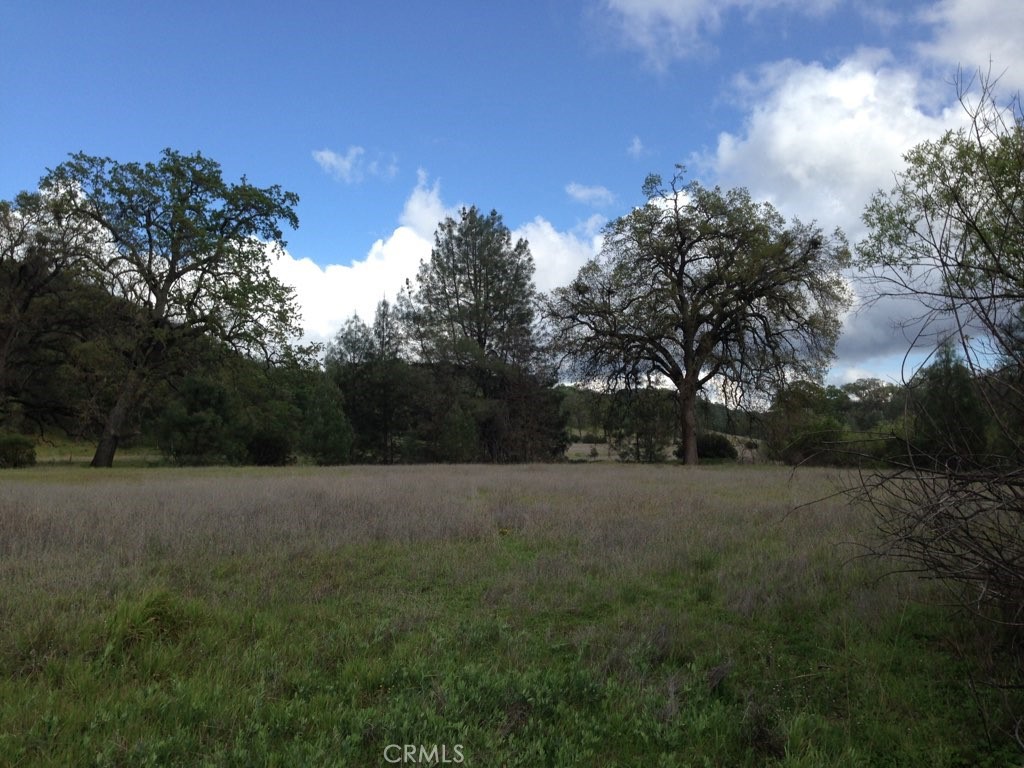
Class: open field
0,464,1019,766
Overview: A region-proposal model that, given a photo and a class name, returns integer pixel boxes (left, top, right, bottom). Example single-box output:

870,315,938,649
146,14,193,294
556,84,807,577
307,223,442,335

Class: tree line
0,146,855,468
2,73,1021,479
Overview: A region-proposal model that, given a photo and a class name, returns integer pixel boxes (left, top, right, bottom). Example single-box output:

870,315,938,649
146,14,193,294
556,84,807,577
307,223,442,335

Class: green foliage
0,432,35,468
607,386,676,462
768,381,853,466
244,428,295,467
906,342,988,466
328,294,566,464
297,379,353,466
34,149,302,467
405,206,536,368
155,376,239,465
236,394,300,467
435,401,479,463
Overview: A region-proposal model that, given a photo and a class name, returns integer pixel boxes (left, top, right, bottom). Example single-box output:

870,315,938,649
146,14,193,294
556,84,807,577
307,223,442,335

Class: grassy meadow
0,463,1020,766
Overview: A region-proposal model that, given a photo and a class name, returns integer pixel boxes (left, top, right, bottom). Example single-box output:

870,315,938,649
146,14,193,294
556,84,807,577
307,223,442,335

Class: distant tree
297,375,354,465
155,374,240,465
906,341,988,465
546,168,851,464
40,149,302,466
606,384,676,463
404,205,537,370
326,300,416,463
765,380,848,465
839,377,903,432
394,206,567,462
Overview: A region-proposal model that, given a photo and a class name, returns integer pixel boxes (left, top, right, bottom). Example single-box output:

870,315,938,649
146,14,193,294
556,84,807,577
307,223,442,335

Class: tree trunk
677,382,699,465
90,380,138,468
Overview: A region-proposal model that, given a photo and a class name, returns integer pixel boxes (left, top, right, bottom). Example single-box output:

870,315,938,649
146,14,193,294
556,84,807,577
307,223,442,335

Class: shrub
245,430,294,466
0,433,36,468
675,433,737,461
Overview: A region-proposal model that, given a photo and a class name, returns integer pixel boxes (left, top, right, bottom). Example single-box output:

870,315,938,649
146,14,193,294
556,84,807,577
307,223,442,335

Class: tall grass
0,464,1018,765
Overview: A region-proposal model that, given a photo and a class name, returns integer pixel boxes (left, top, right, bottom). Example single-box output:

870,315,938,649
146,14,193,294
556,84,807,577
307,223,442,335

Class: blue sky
3,0,1022,384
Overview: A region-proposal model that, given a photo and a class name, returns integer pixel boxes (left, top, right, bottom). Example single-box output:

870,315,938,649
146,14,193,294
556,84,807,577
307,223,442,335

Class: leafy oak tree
40,149,302,466
546,168,851,464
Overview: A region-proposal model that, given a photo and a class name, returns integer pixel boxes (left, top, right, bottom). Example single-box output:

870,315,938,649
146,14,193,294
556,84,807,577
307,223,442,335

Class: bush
245,430,294,466
0,433,36,468
675,433,737,461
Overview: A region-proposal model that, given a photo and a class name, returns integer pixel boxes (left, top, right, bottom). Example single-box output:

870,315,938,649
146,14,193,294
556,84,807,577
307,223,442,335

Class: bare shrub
849,466,1024,627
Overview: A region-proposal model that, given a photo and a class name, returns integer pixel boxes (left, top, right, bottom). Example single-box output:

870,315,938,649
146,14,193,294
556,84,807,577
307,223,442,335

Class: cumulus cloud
918,0,1024,91
269,173,446,342
399,169,453,239
701,50,960,240
566,182,615,207
313,146,398,184
514,214,604,293
270,174,602,345
601,0,838,66
627,135,646,158
696,48,973,377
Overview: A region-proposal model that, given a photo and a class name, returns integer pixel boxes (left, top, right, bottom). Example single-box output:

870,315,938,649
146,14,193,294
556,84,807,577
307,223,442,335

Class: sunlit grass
0,464,1018,766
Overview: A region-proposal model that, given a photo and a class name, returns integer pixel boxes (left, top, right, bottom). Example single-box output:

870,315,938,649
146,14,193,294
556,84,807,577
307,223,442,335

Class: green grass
0,464,1019,766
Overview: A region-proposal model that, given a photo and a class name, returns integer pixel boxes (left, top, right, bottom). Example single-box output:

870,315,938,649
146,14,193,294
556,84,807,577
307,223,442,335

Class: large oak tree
40,149,302,467
546,169,851,464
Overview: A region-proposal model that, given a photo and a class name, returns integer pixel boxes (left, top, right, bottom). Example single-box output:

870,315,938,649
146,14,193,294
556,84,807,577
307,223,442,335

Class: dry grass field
0,463,1018,765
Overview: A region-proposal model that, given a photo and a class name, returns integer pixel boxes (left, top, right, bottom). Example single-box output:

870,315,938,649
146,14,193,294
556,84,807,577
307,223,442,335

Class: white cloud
514,215,604,293
696,48,974,375
627,135,646,158
313,145,399,184
701,50,958,240
270,227,428,344
566,182,615,207
312,147,365,183
601,0,838,66
399,169,453,239
269,173,448,342
270,175,602,344
918,0,1024,91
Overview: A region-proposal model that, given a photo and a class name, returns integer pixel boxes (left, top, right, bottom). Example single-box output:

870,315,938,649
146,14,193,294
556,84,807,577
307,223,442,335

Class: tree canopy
39,149,303,466
546,168,851,464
